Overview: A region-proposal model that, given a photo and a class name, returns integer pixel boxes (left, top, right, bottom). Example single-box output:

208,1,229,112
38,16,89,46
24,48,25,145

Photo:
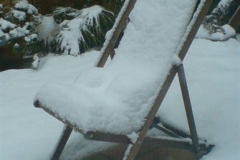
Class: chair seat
35,0,197,135
35,52,177,134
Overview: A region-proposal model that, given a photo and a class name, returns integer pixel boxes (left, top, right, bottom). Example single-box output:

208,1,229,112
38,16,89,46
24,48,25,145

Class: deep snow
1,0,240,159
0,38,239,160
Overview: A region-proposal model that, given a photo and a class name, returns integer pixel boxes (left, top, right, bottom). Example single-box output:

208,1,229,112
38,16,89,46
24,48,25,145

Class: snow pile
196,24,236,41
196,0,238,42
35,0,197,134
31,54,40,69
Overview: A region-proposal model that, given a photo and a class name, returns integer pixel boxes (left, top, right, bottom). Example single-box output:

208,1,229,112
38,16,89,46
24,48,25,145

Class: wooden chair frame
34,0,214,159
228,6,240,31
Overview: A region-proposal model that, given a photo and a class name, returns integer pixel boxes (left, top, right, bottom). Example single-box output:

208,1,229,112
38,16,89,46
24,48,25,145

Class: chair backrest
35,0,205,135
103,0,196,82
72,0,199,133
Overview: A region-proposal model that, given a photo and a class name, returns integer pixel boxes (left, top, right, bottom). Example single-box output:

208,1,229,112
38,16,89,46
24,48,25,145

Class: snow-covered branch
50,5,114,56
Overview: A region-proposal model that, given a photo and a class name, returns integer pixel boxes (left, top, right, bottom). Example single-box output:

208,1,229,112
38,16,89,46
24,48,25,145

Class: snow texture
11,10,26,21
56,5,113,56
0,51,101,160
127,132,138,143
1,0,239,160
35,0,197,135
0,18,16,31
123,144,133,160
211,0,233,15
31,54,40,69
0,38,240,160
237,33,240,42
158,38,240,160
0,0,40,45
14,0,38,15
196,24,236,41
37,16,58,43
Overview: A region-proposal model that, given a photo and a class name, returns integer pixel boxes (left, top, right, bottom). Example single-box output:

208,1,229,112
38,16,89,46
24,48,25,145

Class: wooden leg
178,64,200,153
51,125,72,160
123,65,179,160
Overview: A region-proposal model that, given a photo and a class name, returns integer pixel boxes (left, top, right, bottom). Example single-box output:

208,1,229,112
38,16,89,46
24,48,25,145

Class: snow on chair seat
35,0,195,135
34,0,214,159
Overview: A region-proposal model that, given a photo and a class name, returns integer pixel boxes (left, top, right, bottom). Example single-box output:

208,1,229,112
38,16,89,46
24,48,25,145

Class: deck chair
34,0,214,159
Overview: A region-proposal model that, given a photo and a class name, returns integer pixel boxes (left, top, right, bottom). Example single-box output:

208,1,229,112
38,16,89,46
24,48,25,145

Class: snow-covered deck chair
34,0,214,159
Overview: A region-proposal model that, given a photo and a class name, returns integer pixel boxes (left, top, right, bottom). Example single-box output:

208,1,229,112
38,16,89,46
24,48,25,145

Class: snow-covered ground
0,38,239,160
159,38,240,160
0,52,101,160
1,0,240,159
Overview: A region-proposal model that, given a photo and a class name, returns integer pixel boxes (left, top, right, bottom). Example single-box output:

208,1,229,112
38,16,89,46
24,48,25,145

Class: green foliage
48,5,115,55
53,7,81,24
203,0,239,35
0,0,42,56
1,0,125,58
106,0,125,13
80,8,115,52
0,4,3,17
207,0,240,25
